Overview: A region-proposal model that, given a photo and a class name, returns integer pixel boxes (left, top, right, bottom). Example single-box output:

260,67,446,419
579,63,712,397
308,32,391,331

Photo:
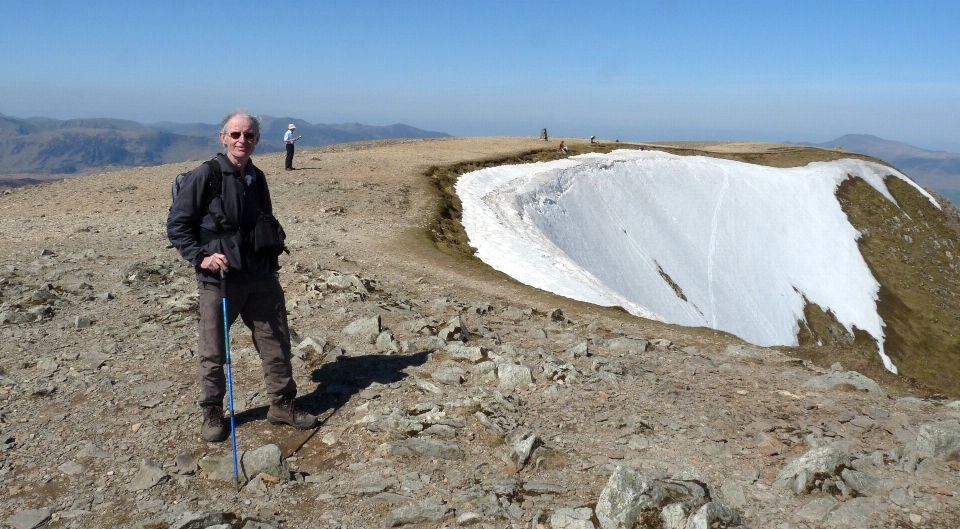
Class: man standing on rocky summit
167,110,317,442
284,123,300,171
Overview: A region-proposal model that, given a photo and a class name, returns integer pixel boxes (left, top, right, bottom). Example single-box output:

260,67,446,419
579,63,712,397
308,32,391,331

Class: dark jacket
167,154,277,284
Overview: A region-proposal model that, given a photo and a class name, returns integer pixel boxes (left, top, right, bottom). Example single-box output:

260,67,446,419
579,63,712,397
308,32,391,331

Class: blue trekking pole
220,269,240,491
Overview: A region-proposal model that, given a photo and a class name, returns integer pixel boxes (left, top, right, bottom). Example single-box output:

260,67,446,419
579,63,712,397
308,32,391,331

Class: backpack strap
199,158,223,214
198,157,226,243
254,166,268,214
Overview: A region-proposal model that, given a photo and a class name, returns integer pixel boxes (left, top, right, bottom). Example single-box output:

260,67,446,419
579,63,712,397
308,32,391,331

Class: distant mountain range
796,134,960,205
0,112,450,180
3,114,957,205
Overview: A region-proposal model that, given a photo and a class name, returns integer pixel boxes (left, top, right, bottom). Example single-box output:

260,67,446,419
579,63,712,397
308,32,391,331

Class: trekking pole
220,269,240,492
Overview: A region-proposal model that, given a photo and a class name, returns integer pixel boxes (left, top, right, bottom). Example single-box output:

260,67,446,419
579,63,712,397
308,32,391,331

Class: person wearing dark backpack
167,110,317,443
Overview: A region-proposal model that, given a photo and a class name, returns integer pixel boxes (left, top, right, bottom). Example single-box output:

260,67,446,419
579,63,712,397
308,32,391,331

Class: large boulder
595,468,672,529
773,445,851,493
803,371,885,395
684,502,747,529
916,424,960,460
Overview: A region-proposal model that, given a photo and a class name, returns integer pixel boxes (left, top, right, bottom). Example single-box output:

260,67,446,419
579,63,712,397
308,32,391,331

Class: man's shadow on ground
233,350,432,426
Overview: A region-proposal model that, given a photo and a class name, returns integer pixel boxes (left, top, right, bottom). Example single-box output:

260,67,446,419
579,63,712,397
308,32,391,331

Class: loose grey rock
456,511,484,526
719,481,746,508
294,337,326,356
366,409,424,436
916,424,960,460
773,445,852,492
895,397,927,410
627,435,654,451
437,315,470,343
130,380,174,397
796,495,839,523
660,502,692,529
414,378,443,395
78,351,111,370
431,366,465,386
241,444,290,482
174,452,198,475
606,337,649,353
684,502,745,529
822,497,887,527
76,442,112,459
721,344,765,361
803,370,885,395
497,363,533,389
566,341,589,359
551,507,596,529
444,343,485,363
840,469,893,496
58,460,83,475
596,467,670,529
380,438,465,460
528,327,548,340
352,472,398,494
384,500,453,527
344,315,382,341
136,498,165,513
376,331,400,353
468,302,493,315
318,270,368,293
888,488,909,507
523,481,569,494
366,492,416,505
5,508,52,529
35,358,58,375
127,458,169,491
509,432,540,470
422,424,456,439
238,521,278,529
168,510,231,529
364,408,423,437
198,444,288,483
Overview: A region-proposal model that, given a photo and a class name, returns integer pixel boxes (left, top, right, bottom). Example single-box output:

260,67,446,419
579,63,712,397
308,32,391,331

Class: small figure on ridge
284,123,301,171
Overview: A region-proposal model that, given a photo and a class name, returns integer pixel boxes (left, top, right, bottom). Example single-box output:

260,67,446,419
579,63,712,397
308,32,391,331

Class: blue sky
2,1,959,150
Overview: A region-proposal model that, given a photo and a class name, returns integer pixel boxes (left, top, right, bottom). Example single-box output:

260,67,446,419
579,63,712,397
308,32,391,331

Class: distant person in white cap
284,124,301,171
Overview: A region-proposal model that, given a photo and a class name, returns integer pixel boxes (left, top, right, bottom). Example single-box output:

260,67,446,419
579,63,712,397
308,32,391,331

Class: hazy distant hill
250,116,451,153
799,134,960,205
145,116,453,155
0,112,450,179
0,114,218,176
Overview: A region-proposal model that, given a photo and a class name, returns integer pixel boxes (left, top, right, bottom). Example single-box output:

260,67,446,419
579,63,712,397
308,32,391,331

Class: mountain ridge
0,112,451,179
796,134,960,205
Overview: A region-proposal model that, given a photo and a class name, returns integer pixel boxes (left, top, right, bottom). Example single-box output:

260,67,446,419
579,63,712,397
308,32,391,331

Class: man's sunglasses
226,131,257,140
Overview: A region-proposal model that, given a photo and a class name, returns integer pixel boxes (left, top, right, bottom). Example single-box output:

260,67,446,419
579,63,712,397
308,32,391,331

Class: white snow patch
457,149,939,374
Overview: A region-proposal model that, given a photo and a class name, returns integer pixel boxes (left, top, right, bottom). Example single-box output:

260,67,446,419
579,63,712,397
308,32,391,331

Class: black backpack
170,158,222,214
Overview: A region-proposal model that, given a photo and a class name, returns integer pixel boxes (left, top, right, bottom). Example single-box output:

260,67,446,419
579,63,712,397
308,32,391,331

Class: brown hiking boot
201,405,229,442
267,396,318,430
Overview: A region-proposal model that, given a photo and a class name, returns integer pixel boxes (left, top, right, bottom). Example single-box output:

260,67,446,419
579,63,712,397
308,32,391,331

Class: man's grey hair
220,110,261,135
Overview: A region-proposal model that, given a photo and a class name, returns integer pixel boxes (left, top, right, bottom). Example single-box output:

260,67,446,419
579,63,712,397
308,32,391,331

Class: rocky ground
1,137,959,528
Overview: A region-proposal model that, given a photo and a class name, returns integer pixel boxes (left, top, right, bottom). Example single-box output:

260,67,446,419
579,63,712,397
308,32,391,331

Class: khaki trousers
197,276,296,407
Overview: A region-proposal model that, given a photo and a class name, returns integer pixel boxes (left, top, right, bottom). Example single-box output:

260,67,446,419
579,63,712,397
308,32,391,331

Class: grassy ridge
837,177,960,397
